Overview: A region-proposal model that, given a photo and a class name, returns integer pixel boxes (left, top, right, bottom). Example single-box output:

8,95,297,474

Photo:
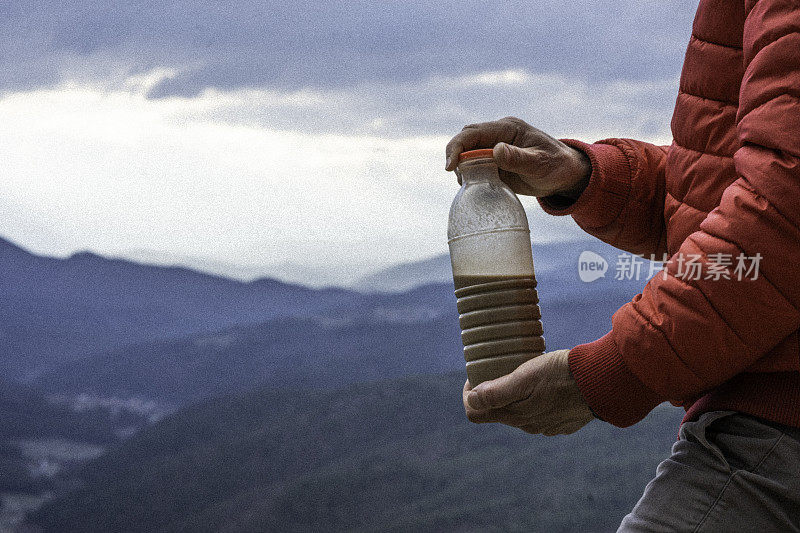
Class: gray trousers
619,410,800,532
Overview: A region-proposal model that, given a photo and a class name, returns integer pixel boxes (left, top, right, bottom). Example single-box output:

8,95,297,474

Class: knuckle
503,147,522,165
533,149,553,167
500,116,524,125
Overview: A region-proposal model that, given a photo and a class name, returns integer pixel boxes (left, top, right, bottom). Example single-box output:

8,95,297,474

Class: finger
462,379,473,409
465,407,506,424
445,126,482,171
497,169,535,195
523,420,563,436
493,143,540,176
466,360,538,411
445,139,464,171
445,119,521,171
445,126,481,171
541,425,562,437
554,423,584,435
558,417,593,435
467,407,532,426
518,422,544,435
465,381,518,425
538,417,591,436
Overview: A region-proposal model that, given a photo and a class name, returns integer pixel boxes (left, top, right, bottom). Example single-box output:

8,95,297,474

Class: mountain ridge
0,235,365,380
29,372,685,532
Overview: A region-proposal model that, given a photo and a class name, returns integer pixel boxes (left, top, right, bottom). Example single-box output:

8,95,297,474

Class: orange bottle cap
458,149,495,162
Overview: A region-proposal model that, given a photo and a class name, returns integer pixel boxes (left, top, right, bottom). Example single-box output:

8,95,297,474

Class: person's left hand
463,349,594,436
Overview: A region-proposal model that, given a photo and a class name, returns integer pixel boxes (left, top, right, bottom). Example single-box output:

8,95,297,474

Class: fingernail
446,156,452,170
497,142,510,159
467,389,483,410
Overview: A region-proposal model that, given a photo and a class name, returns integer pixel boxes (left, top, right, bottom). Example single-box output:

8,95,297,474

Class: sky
0,0,697,286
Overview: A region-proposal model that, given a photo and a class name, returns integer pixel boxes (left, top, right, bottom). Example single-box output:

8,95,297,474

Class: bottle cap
458,149,495,162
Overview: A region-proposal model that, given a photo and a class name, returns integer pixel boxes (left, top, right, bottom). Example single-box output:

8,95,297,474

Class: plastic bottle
447,149,545,386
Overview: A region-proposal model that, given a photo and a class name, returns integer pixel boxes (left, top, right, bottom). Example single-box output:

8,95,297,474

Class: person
445,1,800,530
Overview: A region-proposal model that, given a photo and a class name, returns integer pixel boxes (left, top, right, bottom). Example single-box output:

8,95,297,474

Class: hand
462,349,594,436
445,116,591,199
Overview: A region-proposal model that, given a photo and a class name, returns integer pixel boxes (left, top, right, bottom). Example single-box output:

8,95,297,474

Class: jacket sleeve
565,0,800,427
538,138,670,259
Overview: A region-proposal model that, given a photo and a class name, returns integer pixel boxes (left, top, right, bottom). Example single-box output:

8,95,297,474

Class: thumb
493,142,538,175
467,368,530,410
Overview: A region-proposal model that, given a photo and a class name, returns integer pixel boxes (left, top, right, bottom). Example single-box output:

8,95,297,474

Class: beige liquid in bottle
448,150,545,385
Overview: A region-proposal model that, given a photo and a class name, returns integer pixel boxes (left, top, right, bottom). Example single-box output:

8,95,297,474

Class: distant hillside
29,372,684,532
2,233,652,384
357,253,452,293
0,380,142,493
35,270,645,405
0,236,364,380
355,239,651,293
112,249,363,287
36,313,462,405
0,381,125,445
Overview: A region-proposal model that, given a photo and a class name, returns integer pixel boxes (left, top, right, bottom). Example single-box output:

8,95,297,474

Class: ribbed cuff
568,332,663,428
538,139,632,229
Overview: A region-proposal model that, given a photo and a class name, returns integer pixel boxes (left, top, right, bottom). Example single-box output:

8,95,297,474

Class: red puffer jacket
539,0,800,428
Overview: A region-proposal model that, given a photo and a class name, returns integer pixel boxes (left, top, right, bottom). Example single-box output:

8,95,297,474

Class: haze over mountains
21,238,649,406
0,234,677,531
0,236,364,380
2,233,648,386
110,248,366,288
31,374,683,533
355,239,646,293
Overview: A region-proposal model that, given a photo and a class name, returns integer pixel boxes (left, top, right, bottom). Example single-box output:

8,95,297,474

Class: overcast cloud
2,0,695,96
0,1,697,285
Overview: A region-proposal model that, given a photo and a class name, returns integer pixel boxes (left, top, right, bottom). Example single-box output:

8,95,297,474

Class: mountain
357,253,452,293
33,282,461,404
112,249,365,287
7,232,654,403
35,310,462,405
354,239,655,293
0,379,145,494
0,380,125,446
0,236,365,380
34,266,647,406
29,372,684,532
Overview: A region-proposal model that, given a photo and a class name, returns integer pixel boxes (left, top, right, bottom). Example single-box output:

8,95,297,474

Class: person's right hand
445,116,591,199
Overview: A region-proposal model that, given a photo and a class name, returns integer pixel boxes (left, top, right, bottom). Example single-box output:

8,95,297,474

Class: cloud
1,0,697,97
0,0,694,283
159,68,679,139
0,68,673,283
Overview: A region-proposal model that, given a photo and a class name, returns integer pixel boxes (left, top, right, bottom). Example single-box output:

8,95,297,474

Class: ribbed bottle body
448,155,544,385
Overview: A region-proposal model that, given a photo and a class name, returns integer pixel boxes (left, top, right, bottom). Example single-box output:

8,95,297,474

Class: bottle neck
458,158,500,184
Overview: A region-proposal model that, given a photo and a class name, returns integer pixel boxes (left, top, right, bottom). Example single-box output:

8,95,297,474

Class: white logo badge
578,251,608,283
